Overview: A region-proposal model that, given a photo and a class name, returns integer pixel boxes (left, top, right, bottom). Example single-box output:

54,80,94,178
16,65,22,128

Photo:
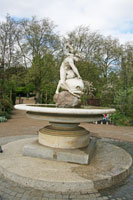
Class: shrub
110,111,133,126
0,97,13,119
114,87,133,118
111,87,133,126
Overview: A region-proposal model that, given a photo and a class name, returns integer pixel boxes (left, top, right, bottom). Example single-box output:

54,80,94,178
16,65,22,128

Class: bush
0,97,13,119
114,87,133,118
0,111,11,119
111,87,133,126
110,111,133,126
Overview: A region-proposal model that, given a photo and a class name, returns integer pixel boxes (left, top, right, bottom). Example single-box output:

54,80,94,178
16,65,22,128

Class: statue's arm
69,59,81,78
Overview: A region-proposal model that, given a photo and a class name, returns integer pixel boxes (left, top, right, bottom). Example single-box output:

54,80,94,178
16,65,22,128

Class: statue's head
66,42,74,54
74,53,82,61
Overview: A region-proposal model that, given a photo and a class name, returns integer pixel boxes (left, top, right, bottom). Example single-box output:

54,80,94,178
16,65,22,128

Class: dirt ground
0,109,133,142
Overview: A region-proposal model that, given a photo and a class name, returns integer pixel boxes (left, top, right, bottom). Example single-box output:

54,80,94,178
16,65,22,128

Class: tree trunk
36,89,41,103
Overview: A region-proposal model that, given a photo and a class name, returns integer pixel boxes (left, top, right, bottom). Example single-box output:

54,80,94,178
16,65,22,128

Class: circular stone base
39,125,90,149
0,138,132,194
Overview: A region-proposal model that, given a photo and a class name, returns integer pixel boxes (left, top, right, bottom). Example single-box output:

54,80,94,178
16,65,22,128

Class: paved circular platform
0,137,132,194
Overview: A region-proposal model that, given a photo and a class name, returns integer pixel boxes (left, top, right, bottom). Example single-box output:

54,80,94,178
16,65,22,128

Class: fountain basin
15,104,115,151
15,104,115,123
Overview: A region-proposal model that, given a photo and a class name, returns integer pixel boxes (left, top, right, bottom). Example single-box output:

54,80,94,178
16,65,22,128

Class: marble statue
55,43,84,97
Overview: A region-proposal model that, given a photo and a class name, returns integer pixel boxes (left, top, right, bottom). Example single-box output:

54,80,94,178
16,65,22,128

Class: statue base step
1,137,132,193
23,138,96,164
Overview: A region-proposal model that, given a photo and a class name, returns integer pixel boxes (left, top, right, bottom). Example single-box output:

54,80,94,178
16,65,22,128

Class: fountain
0,43,132,194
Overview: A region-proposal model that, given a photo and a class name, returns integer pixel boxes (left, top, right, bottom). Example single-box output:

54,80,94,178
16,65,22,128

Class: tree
66,26,122,105
27,53,58,102
120,43,133,89
66,26,102,60
0,15,20,69
94,36,121,82
17,17,60,63
16,17,60,99
0,15,23,105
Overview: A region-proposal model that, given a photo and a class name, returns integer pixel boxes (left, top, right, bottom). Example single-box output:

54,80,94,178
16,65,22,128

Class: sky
0,0,133,44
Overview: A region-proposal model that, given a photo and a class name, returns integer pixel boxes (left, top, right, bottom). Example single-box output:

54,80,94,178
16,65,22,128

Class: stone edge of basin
14,104,116,115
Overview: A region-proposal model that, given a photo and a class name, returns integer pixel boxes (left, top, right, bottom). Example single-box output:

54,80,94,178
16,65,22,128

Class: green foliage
15,84,35,96
25,83,35,94
100,87,115,106
3,66,28,99
110,87,133,126
110,111,133,126
77,60,101,88
41,83,57,104
27,53,58,102
114,87,133,117
0,96,13,119
0,116,7,122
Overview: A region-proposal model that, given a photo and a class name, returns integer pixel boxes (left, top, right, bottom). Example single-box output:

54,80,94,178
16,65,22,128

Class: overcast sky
0,0,133,43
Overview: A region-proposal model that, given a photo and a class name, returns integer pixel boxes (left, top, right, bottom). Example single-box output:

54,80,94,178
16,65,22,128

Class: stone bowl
14,104,115,124
14,104,115,149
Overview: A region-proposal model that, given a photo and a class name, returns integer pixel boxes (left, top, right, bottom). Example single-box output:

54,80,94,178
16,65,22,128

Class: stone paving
100,139,133,200
0,172,131,200
0,136,132,200
0,110,133,200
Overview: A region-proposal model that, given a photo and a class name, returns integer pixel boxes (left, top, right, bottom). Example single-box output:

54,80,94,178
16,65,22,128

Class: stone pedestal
38,123,90,149
23,138,96,164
